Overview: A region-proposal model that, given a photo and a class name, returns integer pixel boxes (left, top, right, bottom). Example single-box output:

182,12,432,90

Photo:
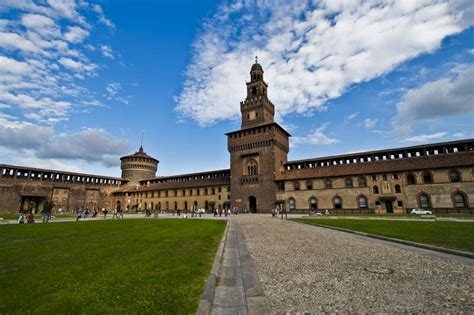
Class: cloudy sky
0,0,473,177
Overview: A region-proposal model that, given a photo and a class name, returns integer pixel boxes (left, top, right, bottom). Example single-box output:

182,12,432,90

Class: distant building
1,61,473,214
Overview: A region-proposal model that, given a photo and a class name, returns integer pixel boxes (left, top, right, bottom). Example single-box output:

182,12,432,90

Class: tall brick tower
226,58,290,213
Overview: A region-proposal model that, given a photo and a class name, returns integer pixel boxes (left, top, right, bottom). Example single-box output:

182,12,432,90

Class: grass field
0,213,77,220
0,219,226,314
311,213,474,218
294,218,474,253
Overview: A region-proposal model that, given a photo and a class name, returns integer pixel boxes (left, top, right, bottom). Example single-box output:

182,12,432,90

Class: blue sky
0,0,473,177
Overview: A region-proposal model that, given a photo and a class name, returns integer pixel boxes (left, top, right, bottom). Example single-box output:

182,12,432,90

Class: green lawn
0,219,226,314
316,213,474,219
294,218,474,253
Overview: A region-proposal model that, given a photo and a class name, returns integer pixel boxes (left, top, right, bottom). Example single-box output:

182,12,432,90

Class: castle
1,61,473,214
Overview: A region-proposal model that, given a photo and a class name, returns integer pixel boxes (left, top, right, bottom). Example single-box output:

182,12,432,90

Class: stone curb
197,222,230,315
293,220,474,259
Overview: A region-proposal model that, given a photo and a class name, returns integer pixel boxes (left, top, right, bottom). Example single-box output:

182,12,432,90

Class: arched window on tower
247,159,258,176
252,86,257,96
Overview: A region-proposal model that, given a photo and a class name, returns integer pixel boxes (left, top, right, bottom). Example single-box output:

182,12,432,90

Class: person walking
227,208,231,217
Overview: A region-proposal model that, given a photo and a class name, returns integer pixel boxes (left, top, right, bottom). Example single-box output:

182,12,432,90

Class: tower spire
139,132,144,152
255,55,258,64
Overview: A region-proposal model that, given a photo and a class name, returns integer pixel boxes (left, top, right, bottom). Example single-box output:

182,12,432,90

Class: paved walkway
210,221,271,314
233,215,474,313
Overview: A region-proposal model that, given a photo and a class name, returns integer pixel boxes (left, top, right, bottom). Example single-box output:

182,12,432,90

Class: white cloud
92,4,114,29
100,45,114,59
292,124,339,145
402,132,449,142
106,82,128,105
394,65,474,136
0,116,130,167
0,31,41,53
176,0,472,126
364,118,378,129
64,26,89,43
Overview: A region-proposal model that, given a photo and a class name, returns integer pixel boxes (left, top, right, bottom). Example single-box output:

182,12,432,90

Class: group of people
17,213,35,224
213,207,232,217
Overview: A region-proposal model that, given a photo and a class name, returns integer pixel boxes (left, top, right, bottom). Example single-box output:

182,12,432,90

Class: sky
0,0,473,177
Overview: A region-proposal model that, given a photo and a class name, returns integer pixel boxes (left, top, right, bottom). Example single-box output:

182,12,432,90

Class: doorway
385,200,393,213
248,196,257,213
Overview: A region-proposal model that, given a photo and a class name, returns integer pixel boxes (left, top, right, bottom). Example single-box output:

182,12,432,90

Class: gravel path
233,215,474,313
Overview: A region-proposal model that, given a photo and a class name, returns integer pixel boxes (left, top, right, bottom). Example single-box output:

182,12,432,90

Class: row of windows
285,144,471,171
287,196,369,210
1,168,122,186
418,192,469,208
278,169,465,192
129,186,230,198
285,191,470,210
122,157,155,163
144,171,229,185
138,199,230,211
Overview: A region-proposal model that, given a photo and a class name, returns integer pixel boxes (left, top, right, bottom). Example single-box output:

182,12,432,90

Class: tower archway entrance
248,196,257,213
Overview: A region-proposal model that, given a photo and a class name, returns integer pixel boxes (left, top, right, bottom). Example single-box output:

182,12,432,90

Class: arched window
309,197,318,210
288,198,296,211
418,193,430,208
325,179,332,189
373,185,379,194
252,86,257,95
407,173,416,185
358,177,367,187
345,178,353,188
395,184,401,193
165,201,169,210
334,197,342,209
358,196,368,208
449,170,461,183
306,180,313,190
453,192,467,208
247,159,258,176
422,172,433,184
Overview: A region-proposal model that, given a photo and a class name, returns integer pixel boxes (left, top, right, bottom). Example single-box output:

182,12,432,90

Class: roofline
225,122,291,137
285,138,474,165
0,163,126,181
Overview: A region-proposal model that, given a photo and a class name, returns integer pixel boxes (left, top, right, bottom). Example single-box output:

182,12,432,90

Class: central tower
227,59,290,213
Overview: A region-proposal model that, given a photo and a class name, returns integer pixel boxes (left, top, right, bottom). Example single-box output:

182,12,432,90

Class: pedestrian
103,208,108,219
272,208,275,218
227,208,231,216
17,213,25,224
27,212,34,224
84,208,89,219
76,208,82,221
112,208,118,219
119,208,124,219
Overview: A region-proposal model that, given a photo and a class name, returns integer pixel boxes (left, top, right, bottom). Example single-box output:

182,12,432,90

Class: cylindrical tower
120,146,158,183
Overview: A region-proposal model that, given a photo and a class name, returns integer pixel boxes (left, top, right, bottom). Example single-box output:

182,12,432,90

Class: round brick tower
120,146,158,183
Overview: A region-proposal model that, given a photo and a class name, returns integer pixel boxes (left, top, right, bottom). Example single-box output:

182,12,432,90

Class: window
395,184,401,193
309,197,318,210
358,177,367,187
422,172,433,184
294,181,300,191
306,180,313,190
407,173,416,185
449,170,460,182
345,178,353,188
334,197,342,209
382,175,387,180
288,198,296,211
325,179,332,189
372,175,377,181
358,196,368,208
419,194,430,208
247,159,258,176
393,174,399,180
373,185,379,194
276,181,285,191
397,200,403,207
252,86,257,95
454,193,467,208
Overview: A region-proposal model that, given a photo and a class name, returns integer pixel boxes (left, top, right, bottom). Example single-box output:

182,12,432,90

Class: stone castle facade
1,62,473,214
